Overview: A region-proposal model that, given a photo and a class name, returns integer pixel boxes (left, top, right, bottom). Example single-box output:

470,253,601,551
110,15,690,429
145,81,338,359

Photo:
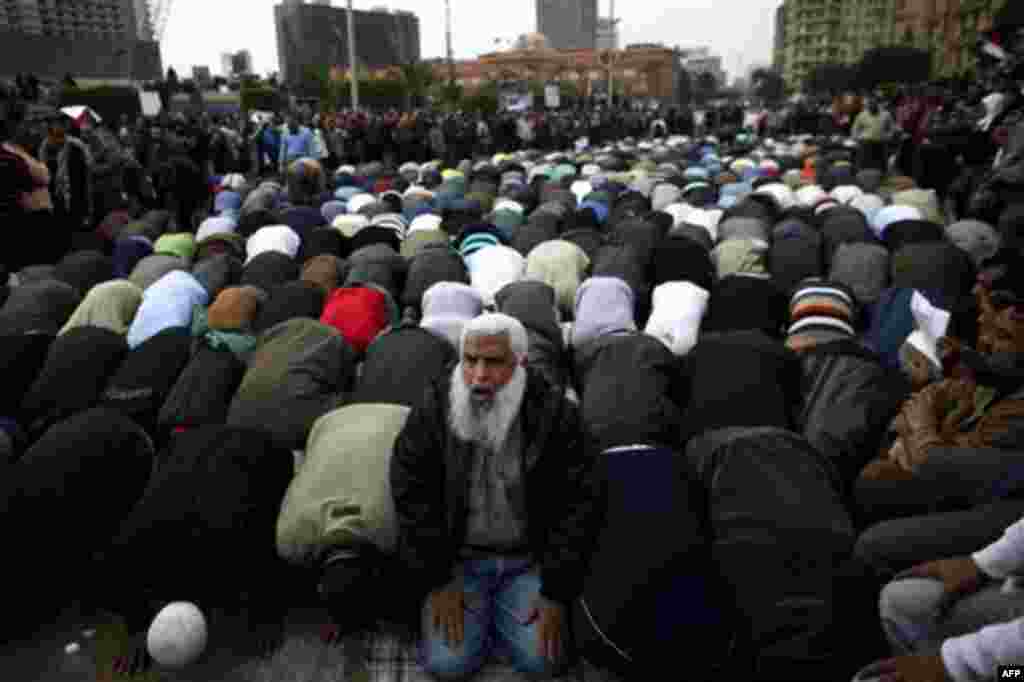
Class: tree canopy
856,47,931,89
751,67,786,104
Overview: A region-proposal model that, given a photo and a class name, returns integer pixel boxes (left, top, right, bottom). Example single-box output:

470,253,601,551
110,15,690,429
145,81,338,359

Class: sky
161,0,780,82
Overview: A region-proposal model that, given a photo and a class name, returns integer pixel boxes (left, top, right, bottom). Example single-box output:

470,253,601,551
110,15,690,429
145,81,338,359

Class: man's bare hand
857,654,952,682
429,586,466,649
896,556,985,617
524,596,565,664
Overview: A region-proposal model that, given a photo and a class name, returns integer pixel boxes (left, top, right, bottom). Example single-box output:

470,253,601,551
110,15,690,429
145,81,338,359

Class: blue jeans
420,557,566,680
851,578,1024,681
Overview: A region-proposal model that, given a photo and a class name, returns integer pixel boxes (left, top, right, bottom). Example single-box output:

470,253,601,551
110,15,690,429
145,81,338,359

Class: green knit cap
154,232,197,263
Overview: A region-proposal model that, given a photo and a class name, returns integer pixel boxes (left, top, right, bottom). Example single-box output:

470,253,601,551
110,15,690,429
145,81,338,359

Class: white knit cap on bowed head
332,214,369,238
347,194,376,214
871,205,924,239
753,183,796,211
795,185,829,208
663,203,693,229
644,281,710,357
830,185,864,205
408,214,443,235
245,225,301,265
494,199,525,215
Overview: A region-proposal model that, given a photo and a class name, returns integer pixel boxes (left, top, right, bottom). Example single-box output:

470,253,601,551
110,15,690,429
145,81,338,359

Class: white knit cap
795,185,829,208
753,183,796,210
830,185,864,205
408,214,443,235
346,193,376,214
245,225,300,265
332,214,370,238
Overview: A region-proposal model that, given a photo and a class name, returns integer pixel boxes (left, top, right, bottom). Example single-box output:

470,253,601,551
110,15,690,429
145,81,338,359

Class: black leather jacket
390,368,601,605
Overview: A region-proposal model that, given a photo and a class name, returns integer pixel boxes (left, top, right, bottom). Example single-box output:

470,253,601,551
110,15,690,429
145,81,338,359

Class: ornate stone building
428,41,681,104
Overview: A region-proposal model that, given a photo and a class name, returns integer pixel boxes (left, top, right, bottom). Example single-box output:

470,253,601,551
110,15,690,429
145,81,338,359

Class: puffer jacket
794,339,911,490
390,368,600,605
277,403,411,565
573,331,688,452
496,280,569,391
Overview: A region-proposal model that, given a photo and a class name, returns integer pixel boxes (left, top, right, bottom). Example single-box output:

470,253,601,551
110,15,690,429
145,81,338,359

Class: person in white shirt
853,516,1024,681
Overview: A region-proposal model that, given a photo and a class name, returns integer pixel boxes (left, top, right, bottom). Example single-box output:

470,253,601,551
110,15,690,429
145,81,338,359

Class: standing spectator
257,117,281,177
1,100,65,270
278,115,315,173
82,119,126,224
39,115,93,233
853,100,891,172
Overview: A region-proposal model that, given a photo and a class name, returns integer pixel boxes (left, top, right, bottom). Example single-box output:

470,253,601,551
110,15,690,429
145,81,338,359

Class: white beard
448,364,527,453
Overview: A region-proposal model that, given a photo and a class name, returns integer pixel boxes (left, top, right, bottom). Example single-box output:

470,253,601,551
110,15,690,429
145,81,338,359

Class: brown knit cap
883,175,917,196
715,172,739,187
207,286,268,331
300,254,346,293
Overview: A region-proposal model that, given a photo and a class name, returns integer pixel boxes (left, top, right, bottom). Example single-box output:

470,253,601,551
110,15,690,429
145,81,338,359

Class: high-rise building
779,0,896,89
536,0,598,51
773,4,786,74
275,1,421,85
0,0,162,80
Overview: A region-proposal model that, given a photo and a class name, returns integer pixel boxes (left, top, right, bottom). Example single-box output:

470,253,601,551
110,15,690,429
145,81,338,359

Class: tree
855,47,931,90
166,68,179,94
751,67,786,105
802,62,855,96
676,68,693,107
695,71,718,104
398,61,437,109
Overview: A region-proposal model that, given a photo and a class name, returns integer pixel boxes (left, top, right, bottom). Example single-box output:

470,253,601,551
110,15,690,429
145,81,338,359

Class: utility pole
445,0,455,84
347,0,360,110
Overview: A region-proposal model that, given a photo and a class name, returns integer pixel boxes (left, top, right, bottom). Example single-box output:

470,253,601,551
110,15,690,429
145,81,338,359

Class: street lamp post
347,0,360,110
445,0,455,84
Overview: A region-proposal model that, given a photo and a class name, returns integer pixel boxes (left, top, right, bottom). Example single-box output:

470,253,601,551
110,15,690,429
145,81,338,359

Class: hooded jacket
573,330,689,453
354,323,455,409
346,244,408,300
277,403,412,565
524,240,590,317
128,254,188,291
0,279,81,336
227,318,357,450
240,251,300,293
770,219,824,295
53,250,114,297
401,244,469,310
570,276,637,350
59,280,142,336
390,367,600,605
252,281,327,334
794,339,911,488
20,326,128,438
496,280,568,391
125,270,209,349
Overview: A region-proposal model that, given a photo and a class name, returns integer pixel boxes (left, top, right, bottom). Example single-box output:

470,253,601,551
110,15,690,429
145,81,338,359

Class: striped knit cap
787,278,856,343
371,213,408,240
459,232,501,260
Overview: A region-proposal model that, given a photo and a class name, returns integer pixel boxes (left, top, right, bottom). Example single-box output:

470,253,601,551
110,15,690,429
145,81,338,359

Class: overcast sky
162,0,780,82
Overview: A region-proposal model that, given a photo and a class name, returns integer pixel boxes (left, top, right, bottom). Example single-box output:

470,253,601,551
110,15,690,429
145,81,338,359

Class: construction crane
148,0,174,44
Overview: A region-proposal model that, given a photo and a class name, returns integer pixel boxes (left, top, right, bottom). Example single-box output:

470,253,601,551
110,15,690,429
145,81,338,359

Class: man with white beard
391,313,600,680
